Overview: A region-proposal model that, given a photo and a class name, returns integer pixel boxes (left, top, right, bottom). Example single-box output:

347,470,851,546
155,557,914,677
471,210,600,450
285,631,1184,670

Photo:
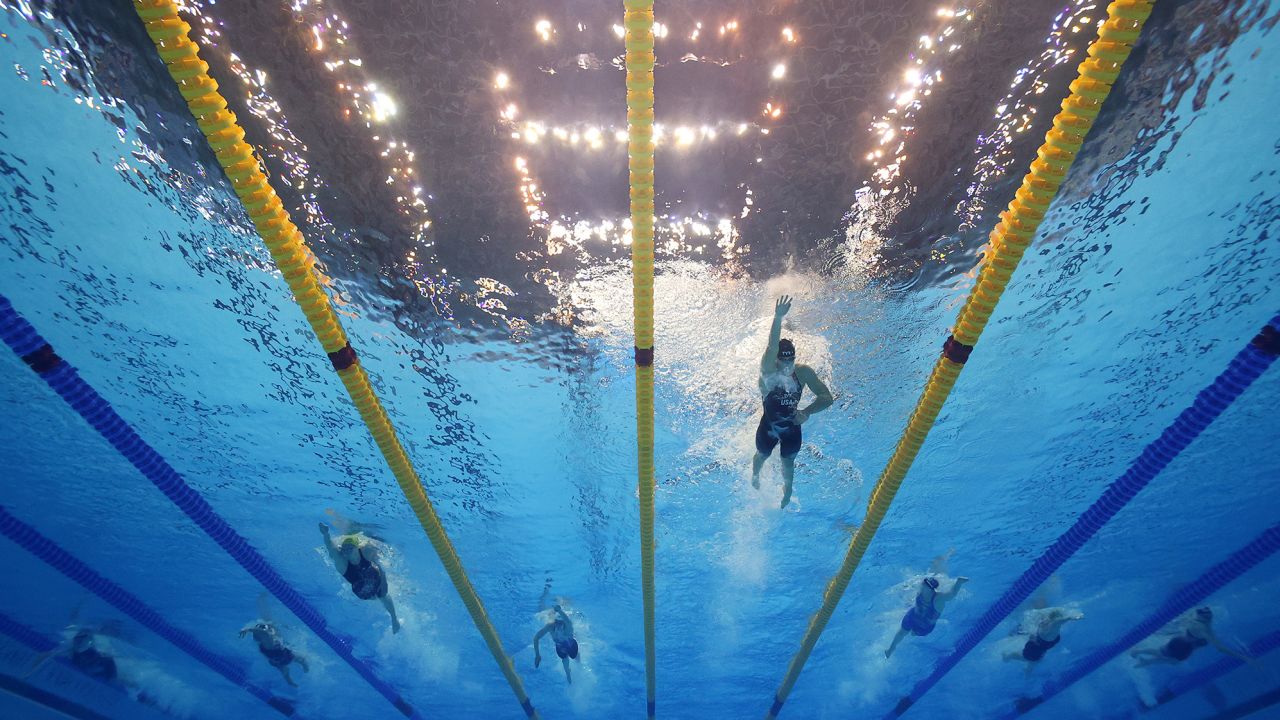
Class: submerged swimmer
533,604,579,684
29,627,121,683
885,553,969,658
240,621,309,687
1129,607,1251,667
751,295,834,508
1003,606,1083,670
320,522,401,633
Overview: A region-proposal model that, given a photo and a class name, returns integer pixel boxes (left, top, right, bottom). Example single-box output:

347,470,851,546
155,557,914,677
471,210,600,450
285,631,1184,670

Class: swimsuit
260,643,295,669
1022,634,1060,662
1162,633,1208,661
343,555,386,600
554,638,579,660
900,590,941,637
756,371,803,458
71,646,117,682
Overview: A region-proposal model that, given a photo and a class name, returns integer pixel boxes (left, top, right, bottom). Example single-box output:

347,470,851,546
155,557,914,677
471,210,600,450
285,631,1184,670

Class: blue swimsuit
901,590,941,637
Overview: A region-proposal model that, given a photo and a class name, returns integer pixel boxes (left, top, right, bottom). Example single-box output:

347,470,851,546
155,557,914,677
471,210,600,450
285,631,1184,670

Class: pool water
1,1,1278,719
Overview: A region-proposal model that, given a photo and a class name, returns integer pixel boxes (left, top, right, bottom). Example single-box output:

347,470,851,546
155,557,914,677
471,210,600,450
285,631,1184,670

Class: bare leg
279,665,297,687
295,655,309,673
381,595,401,633
752,452,768,489
780,456,795,507
562,657,572,684
885,628,909,658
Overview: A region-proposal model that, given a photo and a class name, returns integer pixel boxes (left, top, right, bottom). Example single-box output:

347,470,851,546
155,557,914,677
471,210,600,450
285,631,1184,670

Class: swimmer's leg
279,664,297,688
780,456,795,508
561,656,572,684
752,453,768,489
885,627,909,659
295,654,309,673
381,594,401,634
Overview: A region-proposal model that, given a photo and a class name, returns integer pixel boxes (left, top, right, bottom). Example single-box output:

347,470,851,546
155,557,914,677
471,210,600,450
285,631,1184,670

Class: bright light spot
653,22,669,38
904,67,922,85
615,129,628,142
782,27,796,43
613,24,625,38
772,63,787,80
675,126,695,146
494,72,510,89
500,103,518,120
736,123,749,135
535,19,553,41
514,156,527,171
371,91,397,122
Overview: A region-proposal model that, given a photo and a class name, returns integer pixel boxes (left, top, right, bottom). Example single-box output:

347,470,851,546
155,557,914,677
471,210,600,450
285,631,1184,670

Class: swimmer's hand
238,629,248,638
793,409,810,425
775,295,792,317
319,523,330,536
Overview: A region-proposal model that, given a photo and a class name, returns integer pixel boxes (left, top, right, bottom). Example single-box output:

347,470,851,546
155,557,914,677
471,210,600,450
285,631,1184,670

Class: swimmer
240,621,309,687
885,551,969,658
320,522,401,633
533,604,579,684
1003,606,1083,670
751,295,834,508
28,627,120,682
1129,607,1251,667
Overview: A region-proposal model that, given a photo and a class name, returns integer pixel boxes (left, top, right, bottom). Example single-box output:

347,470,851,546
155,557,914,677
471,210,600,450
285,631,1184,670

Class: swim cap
778,338,796,359
340,536,359,551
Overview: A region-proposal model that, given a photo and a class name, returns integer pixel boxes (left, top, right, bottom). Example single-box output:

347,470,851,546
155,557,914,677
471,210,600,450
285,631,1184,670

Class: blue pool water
1,2,1279,719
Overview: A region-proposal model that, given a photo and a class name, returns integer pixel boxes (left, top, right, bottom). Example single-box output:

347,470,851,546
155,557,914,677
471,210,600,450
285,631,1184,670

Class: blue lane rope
890,314,1280,718
1001,522,1280,718
0,294,418,719
0,610,59,653
0,673,115,720
0,505,295,716
1204,685,1280,720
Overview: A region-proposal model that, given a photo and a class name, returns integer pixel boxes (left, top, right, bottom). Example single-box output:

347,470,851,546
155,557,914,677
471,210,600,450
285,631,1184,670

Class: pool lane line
0,294,415,718
1202,685,1280,720
0,506,295,717
0,673,115,720
126,2,537,715
885,315,1280,718
999,522,1280,719
764,2,1157,717
623,0,658,716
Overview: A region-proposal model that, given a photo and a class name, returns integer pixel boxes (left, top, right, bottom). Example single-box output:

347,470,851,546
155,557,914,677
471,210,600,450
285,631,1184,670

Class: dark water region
7,0,1276,343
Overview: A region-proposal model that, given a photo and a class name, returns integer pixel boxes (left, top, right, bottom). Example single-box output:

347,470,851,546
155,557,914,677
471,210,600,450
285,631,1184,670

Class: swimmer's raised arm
533,622,553,667
761,296,792,373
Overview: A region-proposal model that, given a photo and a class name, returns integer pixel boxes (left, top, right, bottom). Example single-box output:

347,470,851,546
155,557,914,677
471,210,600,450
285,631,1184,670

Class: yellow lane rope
129,2,540,717
763,2,1155,717
624,0,658,717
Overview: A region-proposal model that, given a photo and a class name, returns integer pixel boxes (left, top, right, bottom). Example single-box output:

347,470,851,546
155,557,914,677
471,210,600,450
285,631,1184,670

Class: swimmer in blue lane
320,522,401,633
751,295,834,508
29,628,119,682
890,556,967,655
240,620,309,687
533,604,578,684
1130,607,1251,667
1003,606,1083,671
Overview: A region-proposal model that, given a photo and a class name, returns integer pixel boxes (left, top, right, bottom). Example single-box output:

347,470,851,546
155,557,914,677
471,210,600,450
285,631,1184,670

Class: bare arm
761,296,791,373
941,577,969,601
795,366,834,419
318,524,348,574
533,624,551,664
1209,632,1253,662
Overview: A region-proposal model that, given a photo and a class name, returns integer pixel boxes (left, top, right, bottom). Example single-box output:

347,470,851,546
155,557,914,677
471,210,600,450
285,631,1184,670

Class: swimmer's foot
751,474,760,490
